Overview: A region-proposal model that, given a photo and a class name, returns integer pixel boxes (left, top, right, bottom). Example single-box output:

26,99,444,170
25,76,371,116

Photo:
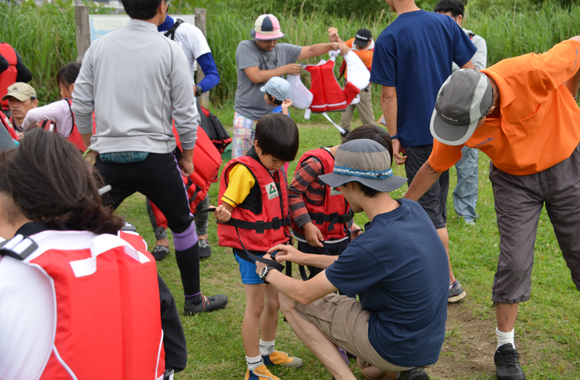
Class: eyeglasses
164,0,170,6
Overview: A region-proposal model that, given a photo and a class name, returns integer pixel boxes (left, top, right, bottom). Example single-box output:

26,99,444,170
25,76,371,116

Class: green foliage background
1,0,579,106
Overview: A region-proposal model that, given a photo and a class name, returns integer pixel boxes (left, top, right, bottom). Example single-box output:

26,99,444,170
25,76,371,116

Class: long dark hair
0,129,125,234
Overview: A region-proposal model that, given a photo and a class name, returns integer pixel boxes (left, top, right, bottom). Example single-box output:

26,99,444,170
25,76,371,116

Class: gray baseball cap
260,76,291,101
319,139,407,192
430,69,493,146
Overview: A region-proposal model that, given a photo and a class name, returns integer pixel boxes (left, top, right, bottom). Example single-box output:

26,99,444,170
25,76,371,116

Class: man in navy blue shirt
257,139,449,380
370,0,477,303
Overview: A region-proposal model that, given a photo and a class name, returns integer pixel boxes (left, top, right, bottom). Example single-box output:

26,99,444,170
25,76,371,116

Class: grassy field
116,120,580,380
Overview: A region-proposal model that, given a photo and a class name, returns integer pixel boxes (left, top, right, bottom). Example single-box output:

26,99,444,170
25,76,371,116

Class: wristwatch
259,266,276,284
194,85,203,97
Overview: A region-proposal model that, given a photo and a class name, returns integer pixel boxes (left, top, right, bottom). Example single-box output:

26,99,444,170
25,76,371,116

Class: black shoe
151,245,170,261
398,367,429,380
494,344,525,380
199,239,212,259
184,294,228,315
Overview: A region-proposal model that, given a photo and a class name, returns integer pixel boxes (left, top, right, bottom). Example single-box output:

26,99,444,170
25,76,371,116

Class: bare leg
437,227,455,284
495,303,519,332
261,284,280,341
278,293,356,380
242,283,266,357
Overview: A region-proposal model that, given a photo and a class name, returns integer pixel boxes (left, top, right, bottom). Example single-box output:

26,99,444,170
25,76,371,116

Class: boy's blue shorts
234,249,266,285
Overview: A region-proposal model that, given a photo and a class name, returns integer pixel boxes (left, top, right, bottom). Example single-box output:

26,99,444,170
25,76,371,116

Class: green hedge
1,1,579,105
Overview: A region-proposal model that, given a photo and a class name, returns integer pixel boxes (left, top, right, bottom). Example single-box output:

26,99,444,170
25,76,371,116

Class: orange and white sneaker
245,364,280,380
263,351,304,368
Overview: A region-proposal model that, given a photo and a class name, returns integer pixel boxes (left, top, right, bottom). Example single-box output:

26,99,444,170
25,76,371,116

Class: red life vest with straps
305,59,360,113
291,148,352,241
1,110,18,141
149,123,222,228
54,98,86,152
217,151,291,252
0,43,17,111
0,229,165,380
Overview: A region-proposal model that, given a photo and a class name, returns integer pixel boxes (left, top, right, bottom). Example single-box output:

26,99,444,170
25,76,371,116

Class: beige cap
2,82,37,102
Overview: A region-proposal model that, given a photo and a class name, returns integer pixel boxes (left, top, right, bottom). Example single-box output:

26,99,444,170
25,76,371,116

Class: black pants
404,144,449,229
96,153,201,296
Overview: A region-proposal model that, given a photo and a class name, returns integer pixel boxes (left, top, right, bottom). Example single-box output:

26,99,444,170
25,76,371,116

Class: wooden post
75,6,91,63
195,8,210,108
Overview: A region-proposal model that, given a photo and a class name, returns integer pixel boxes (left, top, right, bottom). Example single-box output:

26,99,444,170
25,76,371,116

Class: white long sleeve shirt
22,99,72,137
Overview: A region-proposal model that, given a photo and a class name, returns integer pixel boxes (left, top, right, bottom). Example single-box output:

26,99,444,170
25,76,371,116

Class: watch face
260,266,268,279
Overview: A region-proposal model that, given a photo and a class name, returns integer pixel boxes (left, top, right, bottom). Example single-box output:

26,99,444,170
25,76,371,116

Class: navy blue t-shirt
370,10,477,147
325,199,449,367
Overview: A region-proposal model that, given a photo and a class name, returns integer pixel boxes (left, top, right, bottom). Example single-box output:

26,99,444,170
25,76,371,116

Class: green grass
116,121,580,379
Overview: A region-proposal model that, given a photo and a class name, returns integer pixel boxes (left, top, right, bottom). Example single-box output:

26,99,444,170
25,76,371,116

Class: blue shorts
234,249,266,285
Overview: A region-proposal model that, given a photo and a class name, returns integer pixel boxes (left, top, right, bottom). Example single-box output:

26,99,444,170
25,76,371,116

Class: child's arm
22,100,72,137
288,156,325,247
215,164,255,223
215,203,234,223
281,99,292,116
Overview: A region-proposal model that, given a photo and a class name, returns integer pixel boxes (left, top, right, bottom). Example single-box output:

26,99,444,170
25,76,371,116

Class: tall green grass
1,1,579,107
0,0,76,103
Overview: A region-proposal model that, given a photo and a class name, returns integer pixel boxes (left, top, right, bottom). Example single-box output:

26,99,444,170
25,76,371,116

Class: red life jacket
10,115,54,134
217,150,291,252
0,229,165,380
290,148,352,241
305,59,360,113
149,124,222,228
1,111,18,141
0,43,17,111
52,99,86,152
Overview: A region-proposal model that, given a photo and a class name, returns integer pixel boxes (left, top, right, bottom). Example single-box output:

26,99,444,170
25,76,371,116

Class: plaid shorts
232,112,257,159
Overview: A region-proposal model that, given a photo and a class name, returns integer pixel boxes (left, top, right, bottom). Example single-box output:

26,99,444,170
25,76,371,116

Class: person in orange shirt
328,27,376,133
405,37,580,380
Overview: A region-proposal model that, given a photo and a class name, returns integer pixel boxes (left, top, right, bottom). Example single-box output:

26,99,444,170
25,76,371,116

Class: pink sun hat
250,14,285,40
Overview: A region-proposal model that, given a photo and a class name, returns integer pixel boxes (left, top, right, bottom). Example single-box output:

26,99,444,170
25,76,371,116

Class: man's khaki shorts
295,293,412,372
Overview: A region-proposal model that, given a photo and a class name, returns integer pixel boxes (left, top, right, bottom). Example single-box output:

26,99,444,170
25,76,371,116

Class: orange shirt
429,39,580,176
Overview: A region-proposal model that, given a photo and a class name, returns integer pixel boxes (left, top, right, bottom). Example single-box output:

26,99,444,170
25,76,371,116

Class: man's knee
278,293,295,318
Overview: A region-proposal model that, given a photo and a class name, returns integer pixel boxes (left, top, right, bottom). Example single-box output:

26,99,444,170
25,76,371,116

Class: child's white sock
259,339,275,356
496,327,515,350
246,355,263,371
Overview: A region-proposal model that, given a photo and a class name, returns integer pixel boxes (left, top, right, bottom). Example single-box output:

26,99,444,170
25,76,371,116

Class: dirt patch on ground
429,299,498,380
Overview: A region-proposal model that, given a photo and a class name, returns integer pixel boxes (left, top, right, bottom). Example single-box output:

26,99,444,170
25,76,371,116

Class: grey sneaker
398,367,429,380
494,344,525,380
198,238,212,259
448,280,467,303
184,294,228,315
